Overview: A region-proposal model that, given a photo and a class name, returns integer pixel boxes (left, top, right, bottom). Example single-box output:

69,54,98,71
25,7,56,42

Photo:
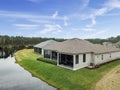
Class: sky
0,0,120,39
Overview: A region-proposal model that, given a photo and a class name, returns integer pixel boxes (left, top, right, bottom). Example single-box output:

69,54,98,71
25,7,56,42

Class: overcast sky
0,0,120,39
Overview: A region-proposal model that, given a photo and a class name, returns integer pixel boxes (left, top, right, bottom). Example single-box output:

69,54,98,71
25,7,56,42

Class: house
114,41,120,48
43,38,120,70
103,42,113,47
34,40,58,55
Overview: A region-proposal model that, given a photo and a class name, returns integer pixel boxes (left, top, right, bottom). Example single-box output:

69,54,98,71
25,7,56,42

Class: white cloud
73,0,120,33
63,16,68,26
0,10,68,27
51,12,69,26
94,8,108,16
40,24,62,34
0,10,53,20
86,30,107,38
81,0,90,8
13,24,39,30
86,17,96,28
88,0,120,27
105,12,120,16
70,8,108,31
27,0,44,3
52,11,58,19
71,28,80,31
0,10,67,21
91,17,96,25
106,0,120,9
28,19,51,24
0,11,38,19
89,0,120,20
82,28,95,31
87,8,108,28
14,24,39,27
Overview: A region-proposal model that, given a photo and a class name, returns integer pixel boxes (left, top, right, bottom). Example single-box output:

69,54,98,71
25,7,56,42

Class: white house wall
94,51,120,65
73,53,91,70
41,49,44,56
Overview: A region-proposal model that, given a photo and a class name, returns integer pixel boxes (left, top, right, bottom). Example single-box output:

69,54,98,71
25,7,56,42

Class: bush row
37,57,57,65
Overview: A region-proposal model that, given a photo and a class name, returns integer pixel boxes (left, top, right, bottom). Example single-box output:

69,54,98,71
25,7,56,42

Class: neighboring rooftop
44,38,120,54
34,40,58,49
102,42,113,47
114,41,120,48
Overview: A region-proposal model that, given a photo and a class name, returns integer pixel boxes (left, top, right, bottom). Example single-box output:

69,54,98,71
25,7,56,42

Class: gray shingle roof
114,41,120,48
34,40,58,49
44,38,120,54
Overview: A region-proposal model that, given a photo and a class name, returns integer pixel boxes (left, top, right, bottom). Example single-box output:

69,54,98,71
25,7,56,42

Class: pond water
0,56,56,90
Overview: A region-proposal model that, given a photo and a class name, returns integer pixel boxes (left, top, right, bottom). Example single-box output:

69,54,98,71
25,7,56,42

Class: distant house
114,41,120,48
42,38,120,70
34,40,58,55
103,42,113,47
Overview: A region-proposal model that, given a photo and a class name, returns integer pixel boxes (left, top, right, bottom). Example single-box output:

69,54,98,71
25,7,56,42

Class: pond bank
15,49,120,90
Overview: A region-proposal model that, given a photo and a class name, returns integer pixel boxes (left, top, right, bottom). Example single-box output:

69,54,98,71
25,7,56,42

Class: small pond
0,56,56,90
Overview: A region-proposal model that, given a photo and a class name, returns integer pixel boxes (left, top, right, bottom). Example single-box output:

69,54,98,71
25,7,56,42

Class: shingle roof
114,41,120,48
44,38,120,54
34,40,58,49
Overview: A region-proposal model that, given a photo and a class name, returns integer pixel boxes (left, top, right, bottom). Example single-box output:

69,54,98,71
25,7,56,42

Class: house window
101,55,103,60
110,53,111,58
44,50,51,59
83,54,86,62
97,55,99,58
52,51,57,60
76,55,79,64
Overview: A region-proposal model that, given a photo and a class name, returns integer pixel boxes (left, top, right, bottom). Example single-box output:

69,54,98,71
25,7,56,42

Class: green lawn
15,49,120,90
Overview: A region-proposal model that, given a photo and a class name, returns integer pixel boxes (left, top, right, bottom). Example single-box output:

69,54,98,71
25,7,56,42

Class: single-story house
102,42,113,47
114,41,120,48
34,40,58,55
43,38,120,70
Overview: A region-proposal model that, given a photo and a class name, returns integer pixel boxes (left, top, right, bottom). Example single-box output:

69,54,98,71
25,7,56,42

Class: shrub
37,57,57,65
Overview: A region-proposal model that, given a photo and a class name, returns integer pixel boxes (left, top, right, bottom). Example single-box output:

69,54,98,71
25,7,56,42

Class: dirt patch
94,65,120,90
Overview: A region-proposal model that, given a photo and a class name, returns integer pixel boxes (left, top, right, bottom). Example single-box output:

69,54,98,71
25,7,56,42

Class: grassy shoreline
15,49,120,90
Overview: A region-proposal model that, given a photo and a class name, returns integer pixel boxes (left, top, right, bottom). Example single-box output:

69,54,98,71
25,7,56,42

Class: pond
0,56,56,90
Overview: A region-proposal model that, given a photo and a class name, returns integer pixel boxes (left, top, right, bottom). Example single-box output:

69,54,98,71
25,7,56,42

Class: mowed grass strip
15,49,120,90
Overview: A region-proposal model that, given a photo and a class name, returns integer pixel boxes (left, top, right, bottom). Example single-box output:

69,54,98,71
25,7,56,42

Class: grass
15,49,120,90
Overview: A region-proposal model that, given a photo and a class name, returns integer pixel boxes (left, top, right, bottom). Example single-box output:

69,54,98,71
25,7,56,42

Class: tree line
0,35,120,49
0,35,65,49
86,35,120,44
1,35,120,58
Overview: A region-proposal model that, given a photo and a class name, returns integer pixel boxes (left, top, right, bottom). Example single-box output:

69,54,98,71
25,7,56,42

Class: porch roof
44,38,120,54
34,40,58,48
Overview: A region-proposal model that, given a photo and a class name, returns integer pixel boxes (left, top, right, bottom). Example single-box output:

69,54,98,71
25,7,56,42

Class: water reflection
0,49,14,58
0,56,56,90
0,46,22,58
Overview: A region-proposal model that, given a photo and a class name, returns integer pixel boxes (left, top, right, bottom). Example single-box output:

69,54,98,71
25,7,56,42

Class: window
101,55,103,60
83,54,86,62
109,53,111,58
38,48,42,54
76,55,79,64
52,51,57,60
44,50,51,59
97,55,99,58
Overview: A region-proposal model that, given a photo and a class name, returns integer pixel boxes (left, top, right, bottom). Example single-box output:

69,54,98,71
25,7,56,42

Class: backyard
15,49,120,90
